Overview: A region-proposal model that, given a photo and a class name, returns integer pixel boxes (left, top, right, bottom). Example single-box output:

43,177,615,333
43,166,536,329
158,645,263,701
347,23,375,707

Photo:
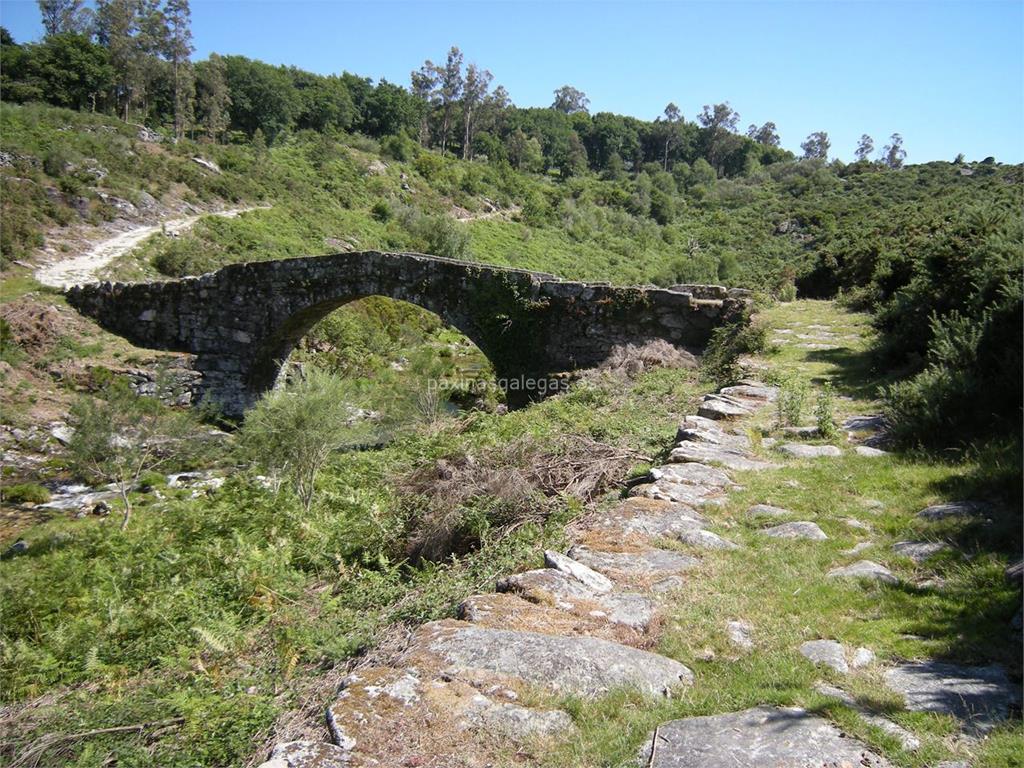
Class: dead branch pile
398,435,646,561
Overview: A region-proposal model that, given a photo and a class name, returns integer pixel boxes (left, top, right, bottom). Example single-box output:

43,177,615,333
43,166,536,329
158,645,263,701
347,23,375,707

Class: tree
434,46,463,155
239,368,378,513
746,121,780,146
554,131,587,177
698,102,740,172
800,131,830,160
223,55,300,141
163,0,193,140
507,127,542,172
195,52,230,141
410,63,437,146
37,0,92,36
95,0,142,120
854,134,874,162
657,102,682,170
460,62,492,159
67,379,201,531
551,84,589,114
882,133,906,168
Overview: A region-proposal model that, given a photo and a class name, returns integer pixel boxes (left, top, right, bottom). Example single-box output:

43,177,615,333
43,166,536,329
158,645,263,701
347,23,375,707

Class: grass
535,299,1022,768
0,361,704,767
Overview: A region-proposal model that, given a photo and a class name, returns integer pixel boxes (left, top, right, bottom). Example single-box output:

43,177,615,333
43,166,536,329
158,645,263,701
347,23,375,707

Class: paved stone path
255,311,1020,766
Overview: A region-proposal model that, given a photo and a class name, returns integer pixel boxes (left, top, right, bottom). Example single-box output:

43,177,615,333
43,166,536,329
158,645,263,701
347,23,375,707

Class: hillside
0,29,1022,768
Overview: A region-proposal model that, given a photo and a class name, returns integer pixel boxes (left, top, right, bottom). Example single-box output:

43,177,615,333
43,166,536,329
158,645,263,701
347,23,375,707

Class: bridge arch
67,251,747,417
247,293,498,404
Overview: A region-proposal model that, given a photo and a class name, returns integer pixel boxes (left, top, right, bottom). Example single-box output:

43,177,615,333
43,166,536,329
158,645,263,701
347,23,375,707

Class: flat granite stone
415,621,693,697
893,540,950,563
719,384,778,401
258,741,351,768
761,521,828,541
631,480,724,508
917,501,992,521
677,529,738,550
495,569,655,629
669,441,777,471
567,545,699,577
883,661,1021,733
778,443,843,458
638,705,890,767
459,692,575,738
843,414,886,432
800,639,848,673
597,497,708,537
651,461,733,487
747,503,791,518
543,550,613,593
855,445,888,457
726,620,754,651
697,396,752,420
828,560,898,585
813,682,920,750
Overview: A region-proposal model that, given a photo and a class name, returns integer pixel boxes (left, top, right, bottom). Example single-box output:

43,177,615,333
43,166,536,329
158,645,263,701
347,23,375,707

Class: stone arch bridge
67,251,749,417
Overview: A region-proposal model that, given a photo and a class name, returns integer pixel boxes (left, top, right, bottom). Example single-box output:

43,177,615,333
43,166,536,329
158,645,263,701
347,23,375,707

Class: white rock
543,550,613,594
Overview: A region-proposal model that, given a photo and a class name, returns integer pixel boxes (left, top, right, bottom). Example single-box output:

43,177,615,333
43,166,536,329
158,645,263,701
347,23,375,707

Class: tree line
2,1,909,176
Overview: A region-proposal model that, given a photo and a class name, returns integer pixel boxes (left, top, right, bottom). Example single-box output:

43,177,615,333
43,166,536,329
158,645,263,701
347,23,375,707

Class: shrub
700,310,769,387
815,382,837,439
238,367,380,512
776,374,809,427
2,482,51,504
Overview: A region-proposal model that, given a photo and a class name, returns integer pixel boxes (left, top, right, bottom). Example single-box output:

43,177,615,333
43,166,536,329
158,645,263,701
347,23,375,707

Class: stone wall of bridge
67,251,749,416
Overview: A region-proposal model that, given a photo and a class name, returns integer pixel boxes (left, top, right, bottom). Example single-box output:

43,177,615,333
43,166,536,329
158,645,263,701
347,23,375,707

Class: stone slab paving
408,621,694,697
813,682,921,751
638,706,891,767
262,370,1013,766
883,661,1022,734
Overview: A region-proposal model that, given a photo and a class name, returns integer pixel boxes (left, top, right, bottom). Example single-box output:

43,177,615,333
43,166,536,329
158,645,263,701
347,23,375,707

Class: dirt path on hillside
34,205,267,289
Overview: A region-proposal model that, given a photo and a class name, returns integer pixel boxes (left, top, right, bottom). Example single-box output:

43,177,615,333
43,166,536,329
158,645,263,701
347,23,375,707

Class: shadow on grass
802,345,901,401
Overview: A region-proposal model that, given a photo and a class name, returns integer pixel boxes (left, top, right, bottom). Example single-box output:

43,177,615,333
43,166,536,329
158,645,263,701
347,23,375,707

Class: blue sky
2,0,1022,162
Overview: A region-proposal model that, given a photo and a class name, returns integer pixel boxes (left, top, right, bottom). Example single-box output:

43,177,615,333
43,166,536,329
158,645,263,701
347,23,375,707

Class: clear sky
2,0,1022,162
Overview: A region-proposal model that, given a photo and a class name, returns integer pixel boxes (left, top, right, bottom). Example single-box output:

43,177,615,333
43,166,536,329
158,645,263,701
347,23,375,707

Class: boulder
855,446,888,457
697,396,751,420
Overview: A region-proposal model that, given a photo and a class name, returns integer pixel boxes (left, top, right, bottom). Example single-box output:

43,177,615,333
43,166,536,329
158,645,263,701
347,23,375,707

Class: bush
700,310,769,387
815,382,837,439
152,235,219,277
776,374,809,427
2,482,51,504
238,367,380,511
